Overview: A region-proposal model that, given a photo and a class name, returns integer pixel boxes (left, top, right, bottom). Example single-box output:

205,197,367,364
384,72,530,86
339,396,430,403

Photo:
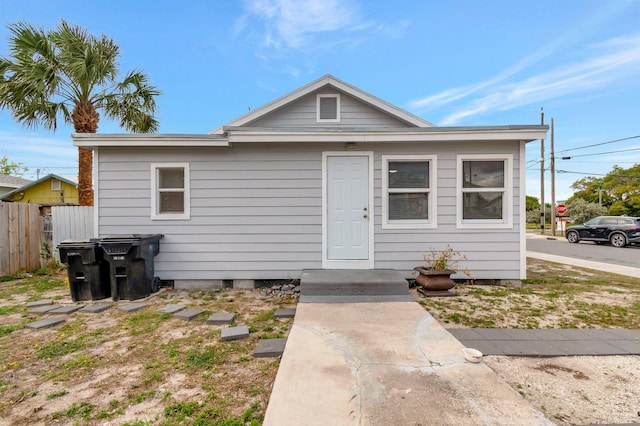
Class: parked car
565,216,640,248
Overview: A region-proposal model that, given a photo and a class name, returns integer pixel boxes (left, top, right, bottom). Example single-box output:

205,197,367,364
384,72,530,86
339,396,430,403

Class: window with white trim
457,155,512,228
382,155,436,229
317,94,340,122
51,179,61,191
151,163,190,220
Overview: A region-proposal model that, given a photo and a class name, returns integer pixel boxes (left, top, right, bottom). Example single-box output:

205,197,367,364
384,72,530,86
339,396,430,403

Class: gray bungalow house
73,75,548,288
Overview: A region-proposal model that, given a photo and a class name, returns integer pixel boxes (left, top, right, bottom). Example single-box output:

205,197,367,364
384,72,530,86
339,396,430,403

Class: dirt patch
485,355,640,425
0,275,295,425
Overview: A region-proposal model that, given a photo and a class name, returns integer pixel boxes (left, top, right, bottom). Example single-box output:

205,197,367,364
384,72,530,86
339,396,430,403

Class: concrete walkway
264,302,552,425
264,250,638,425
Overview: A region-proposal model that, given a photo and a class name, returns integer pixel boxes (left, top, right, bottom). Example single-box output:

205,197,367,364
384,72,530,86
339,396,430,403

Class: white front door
324,154,372,268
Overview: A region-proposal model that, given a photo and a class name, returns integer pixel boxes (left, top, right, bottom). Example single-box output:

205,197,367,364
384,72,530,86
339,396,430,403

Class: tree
526,195,540,211
566,198,607,225
0,154,28,176
567,164,640,217
0,20,160,206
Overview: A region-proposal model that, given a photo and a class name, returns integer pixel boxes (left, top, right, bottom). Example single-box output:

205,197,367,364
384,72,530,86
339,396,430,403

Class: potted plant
413,246,471,294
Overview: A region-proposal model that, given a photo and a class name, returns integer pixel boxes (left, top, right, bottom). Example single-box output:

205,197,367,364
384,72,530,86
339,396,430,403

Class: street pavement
526,231,640,278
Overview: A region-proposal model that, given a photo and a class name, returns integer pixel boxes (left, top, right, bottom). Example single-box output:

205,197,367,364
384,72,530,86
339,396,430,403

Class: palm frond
0,19,160,134
100,70,161,133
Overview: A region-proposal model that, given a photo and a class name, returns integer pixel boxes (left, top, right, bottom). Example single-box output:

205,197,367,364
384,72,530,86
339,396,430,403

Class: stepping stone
29,305,58,314
254,338,287,358
26,299,53,308
48,305,84,315
26,317,65,330
220,325,250,341
173,308,204,321
274,308,296,318
207,312,236,325
80,303,112,313
158,304,186,314
118,303,147,313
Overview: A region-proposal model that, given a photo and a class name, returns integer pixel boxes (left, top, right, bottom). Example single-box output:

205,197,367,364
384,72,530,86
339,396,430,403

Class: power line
559,134,640,154
559,160,639,164
560,146,640,159
556,170,640,180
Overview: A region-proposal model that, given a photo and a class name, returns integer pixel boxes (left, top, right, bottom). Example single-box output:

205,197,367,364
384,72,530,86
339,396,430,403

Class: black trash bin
99,234,164,301
58,239,111,302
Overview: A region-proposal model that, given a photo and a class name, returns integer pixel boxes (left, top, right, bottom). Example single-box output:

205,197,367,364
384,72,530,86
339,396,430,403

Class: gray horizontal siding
249,88,413,128
371,141,522,279
97,140,523,281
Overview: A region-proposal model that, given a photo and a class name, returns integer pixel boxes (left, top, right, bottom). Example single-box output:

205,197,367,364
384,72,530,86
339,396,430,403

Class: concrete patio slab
471,328,515,340
220,325,249,341
173,308,204,321
207,312,235,325
26,317,64,329
26,299,54,308
453,328,640,357
47,305,84,315
80,303,112,314
604,329,640,340
607,339,640,354
117,303,147,313
274,308,296,318
447,328,484,341
254,338,287,358
460,340,505,356
158,304,186,314
502,328,546,341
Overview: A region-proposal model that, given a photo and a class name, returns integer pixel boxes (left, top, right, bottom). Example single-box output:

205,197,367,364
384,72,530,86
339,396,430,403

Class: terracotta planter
414,267,456,291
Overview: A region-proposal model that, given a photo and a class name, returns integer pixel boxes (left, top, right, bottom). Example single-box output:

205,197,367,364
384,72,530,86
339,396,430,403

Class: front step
300,269,411,303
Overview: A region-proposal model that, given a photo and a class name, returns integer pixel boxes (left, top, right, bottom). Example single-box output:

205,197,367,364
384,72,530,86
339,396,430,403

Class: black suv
565,216,640,247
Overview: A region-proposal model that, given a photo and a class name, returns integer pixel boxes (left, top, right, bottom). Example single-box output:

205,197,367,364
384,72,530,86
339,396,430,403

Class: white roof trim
224,126,548,143
72,133,229,148
209,74,433,134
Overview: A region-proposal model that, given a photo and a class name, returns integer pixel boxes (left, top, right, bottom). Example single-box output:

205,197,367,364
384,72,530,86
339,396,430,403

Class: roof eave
223,125,549,143
72,133,230,148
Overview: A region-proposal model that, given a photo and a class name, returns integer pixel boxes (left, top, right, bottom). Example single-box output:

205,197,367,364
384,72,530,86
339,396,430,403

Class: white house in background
0,174,31,197
73,75,548,288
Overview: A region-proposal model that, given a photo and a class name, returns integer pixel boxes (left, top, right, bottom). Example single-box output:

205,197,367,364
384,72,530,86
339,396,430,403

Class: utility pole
550,118,556,236
540,108,545,235
599,182,602,206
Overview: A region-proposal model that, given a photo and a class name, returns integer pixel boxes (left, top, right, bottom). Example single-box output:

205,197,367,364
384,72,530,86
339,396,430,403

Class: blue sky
0,0,638,202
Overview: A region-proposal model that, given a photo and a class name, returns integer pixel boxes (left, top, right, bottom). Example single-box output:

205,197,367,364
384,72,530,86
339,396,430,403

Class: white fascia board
72,133,229,148
209,74,433,134
226,128,548,143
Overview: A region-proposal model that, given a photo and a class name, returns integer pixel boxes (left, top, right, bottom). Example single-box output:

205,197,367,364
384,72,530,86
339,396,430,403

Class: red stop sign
556,204,567,216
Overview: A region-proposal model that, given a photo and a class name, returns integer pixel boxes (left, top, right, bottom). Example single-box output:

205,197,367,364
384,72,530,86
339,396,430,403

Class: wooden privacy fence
51,206,94,259
0,202,43,276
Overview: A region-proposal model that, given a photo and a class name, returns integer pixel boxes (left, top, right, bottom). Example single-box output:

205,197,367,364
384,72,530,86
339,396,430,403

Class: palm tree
0,20,160,206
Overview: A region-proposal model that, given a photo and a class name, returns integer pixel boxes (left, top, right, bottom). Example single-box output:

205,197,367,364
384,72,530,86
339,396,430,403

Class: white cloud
237,0,359,49
410,33,640,125
237,0,408,53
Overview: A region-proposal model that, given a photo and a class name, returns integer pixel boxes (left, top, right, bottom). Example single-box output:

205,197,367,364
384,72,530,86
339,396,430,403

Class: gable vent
317,94,340,122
